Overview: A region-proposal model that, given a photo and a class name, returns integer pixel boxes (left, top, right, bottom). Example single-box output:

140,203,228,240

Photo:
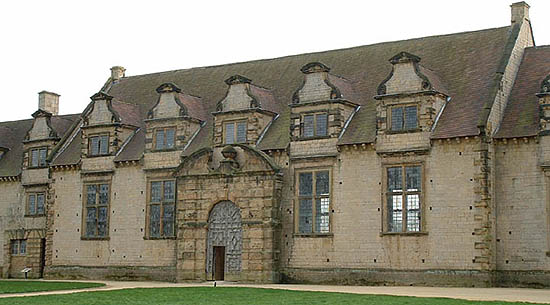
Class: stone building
1,2,549,287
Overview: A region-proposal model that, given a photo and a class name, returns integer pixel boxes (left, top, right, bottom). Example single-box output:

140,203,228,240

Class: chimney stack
511,2,529,24
38,91,60,115
110,66,126,81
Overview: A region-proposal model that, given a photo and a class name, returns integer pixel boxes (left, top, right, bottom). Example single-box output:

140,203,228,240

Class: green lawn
0,280,104,294
0,287,536,305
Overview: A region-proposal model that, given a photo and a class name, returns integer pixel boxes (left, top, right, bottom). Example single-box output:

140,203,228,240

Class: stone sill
26,166,48,170
385,128,422,135
86,154,112,158
294,136,332,142
143,236,176,240
80,237,110,241
380,231,429,237
24,214,45,218
294,233,333,238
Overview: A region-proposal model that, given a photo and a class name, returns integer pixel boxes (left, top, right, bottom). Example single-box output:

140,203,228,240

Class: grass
0,287,537,305
0,280,104,294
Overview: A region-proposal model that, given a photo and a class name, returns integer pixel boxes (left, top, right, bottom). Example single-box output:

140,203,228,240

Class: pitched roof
495,46,550,139
0,114,78,176
104,26,511,151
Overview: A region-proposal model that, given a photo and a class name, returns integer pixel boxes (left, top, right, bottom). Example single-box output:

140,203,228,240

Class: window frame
81,181,111,240
88,133,110,157
26,191,46,217
224,120,248,144
294,168,332,236
301,112,329,139
10,239,27,256
382,163,426,235
389,104,419,132
153,126,177,151
28,147,48,168
146,179,176,239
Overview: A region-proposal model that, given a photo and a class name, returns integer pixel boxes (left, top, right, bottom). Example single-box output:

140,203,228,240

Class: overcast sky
1,0,549,122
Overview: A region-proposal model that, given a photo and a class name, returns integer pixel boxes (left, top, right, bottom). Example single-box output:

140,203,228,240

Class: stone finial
110,66,126,81
38,91,60,115
225,75,252,86
156,83,182,94
511,2,529,24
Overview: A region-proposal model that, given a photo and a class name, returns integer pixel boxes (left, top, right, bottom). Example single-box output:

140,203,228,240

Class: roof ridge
120,26,510,80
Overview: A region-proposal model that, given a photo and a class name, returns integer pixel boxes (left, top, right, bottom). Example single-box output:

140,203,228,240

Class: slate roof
2,25,519,168
495,46,550,138
0,114,78,177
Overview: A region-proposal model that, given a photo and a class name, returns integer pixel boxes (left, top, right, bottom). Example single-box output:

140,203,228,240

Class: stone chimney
511,2,529,24
110,66,126,81
38,91,60,115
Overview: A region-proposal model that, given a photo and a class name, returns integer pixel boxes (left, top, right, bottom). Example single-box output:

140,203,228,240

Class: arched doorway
206,201,242,280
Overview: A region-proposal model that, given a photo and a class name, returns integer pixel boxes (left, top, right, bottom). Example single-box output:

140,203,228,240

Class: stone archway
206,201,242,279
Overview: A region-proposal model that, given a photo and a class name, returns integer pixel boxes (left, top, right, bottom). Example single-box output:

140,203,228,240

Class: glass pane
99,135,109,154
303,115,314,137
151,182,162,202
404,106,418,130
37,193,45,215
150,205,161,238
99,184,109,205
90,137,99,155
39,148,47,166
406,194,421,232
31,149,39,167
98,207,108,237
86,185,97,206
391,107,404,131
315,198,330,233
163,181,175,202
20,240,26,254
225,123,235,144
388,194,403,232
28,194,36,215
406,166,421,191
298,199,312,233
155,130,165,150
236,122,247,143
316,113,328,136
315,171,330,196
12,241,18,255
298,172,312,196
163,204,175,237
166,128,175,148
387,167,402,192
86,208,97,237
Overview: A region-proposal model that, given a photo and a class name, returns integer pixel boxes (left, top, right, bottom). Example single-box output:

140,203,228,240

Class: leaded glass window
27,192,45,216
29,147,47,167
391,105,418,131
386,165,422,232
302,113,328,138
84,183,110,238
297,170,331,234
89,135,109,156
148,180,176,238
155,127,176,150
224,121,247,144
11,240,26,256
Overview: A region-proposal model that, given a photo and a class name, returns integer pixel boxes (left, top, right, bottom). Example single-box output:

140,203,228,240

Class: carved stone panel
206,201,242,274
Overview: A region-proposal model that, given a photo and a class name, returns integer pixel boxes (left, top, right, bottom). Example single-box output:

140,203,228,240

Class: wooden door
214,246,225,281
39,238,46,278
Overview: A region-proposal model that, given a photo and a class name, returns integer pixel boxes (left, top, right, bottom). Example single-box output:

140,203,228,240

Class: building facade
1,2,550,287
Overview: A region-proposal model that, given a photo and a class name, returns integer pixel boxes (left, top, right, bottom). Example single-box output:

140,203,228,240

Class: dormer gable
216,75,263,112
289,62,359,143
25,109,58,142
537,74,550,134
212,75,277,146
292,62,346,103
374,52,449,154
148,83,192,119
84,92,121,126
377,52,445,96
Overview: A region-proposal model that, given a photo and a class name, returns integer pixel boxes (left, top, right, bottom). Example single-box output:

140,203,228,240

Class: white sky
1,0,549,122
